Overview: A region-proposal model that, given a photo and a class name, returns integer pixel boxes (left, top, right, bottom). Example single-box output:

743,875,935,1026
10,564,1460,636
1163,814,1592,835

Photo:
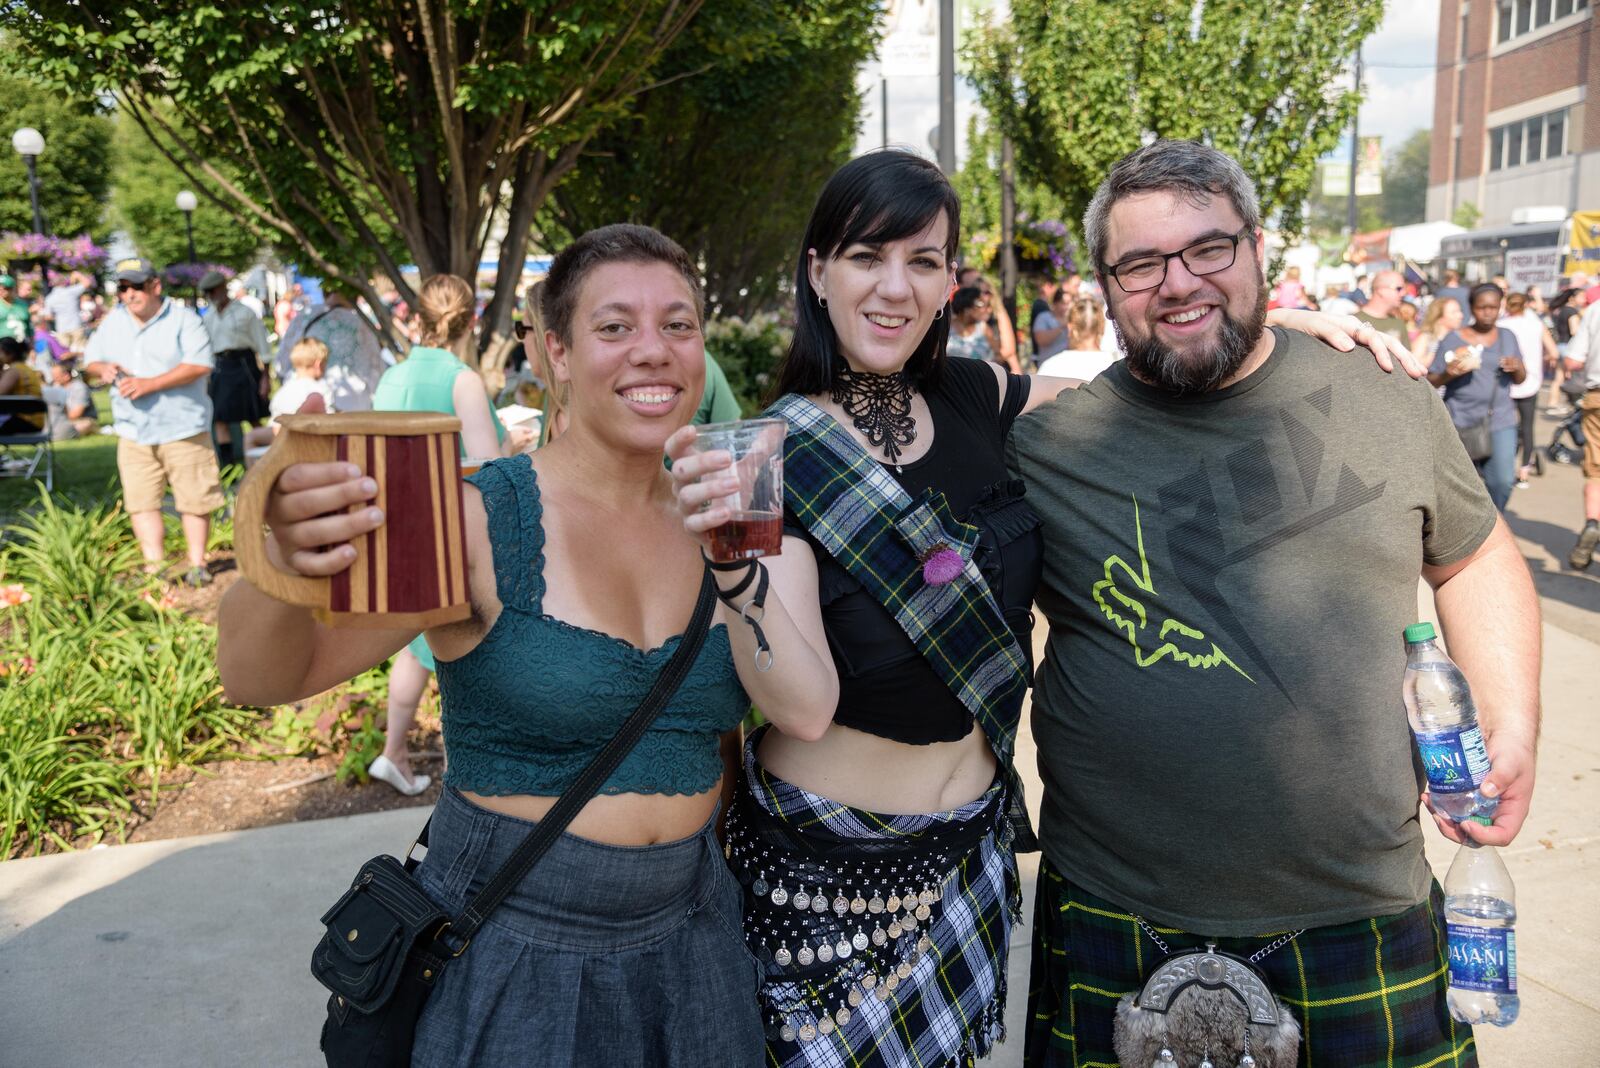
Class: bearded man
1006,140,1540,1066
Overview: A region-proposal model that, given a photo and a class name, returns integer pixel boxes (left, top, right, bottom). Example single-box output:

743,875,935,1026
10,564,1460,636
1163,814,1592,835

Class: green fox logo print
1091,496,1253,682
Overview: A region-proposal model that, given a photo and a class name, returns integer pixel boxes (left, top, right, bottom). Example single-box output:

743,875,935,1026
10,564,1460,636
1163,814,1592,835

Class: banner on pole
1322,162,1350,198
882,0,939,77
1355,135,1383,197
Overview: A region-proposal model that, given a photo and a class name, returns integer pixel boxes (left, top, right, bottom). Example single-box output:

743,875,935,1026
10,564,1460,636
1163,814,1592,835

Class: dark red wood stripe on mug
331,435,351,612
366,434,379,613
385,434,439,613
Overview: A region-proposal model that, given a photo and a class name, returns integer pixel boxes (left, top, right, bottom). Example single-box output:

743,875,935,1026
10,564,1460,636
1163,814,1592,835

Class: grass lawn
0,388,122,525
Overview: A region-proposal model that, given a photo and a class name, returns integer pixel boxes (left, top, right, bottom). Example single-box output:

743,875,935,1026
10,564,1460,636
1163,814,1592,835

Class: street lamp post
175,190,198,264
12,127,49,295
175,190,198,303
11,127,46,235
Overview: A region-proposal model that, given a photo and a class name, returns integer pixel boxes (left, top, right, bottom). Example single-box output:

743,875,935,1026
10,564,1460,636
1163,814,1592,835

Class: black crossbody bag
311,570,718,1067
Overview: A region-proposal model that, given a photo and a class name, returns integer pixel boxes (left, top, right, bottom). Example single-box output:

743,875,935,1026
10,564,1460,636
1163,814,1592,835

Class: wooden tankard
234,412,472,629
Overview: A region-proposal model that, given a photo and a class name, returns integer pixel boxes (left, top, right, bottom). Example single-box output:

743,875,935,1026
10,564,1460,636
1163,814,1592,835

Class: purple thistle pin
919,544,963,586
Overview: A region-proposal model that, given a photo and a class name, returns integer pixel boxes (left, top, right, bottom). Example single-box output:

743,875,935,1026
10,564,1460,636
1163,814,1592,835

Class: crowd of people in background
1260,259,1600,569
4,229,1596,630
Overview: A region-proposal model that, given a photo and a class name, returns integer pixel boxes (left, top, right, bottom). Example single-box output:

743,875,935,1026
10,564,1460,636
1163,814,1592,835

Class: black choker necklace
831,367,915,467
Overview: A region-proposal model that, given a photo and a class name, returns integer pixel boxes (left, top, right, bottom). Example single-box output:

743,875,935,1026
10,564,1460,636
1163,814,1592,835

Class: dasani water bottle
1402,622,1497,821
1443,820,1520,1026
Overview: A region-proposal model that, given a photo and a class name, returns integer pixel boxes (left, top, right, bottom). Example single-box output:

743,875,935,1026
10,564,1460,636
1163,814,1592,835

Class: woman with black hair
667,149,1417,1067
1429,282,1526,510
946,284,999,362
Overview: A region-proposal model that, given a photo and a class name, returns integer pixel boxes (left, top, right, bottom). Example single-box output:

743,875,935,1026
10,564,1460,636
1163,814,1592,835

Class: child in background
1272,264,1307,309
245,337,334,449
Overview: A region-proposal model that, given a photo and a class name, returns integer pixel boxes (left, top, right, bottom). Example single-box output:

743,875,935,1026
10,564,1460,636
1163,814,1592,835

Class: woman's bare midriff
757,721,996,814
459,783,722,847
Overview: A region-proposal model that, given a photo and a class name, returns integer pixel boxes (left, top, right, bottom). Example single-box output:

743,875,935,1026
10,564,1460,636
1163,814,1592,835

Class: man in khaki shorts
1560,286,1600,569
83,258,223,586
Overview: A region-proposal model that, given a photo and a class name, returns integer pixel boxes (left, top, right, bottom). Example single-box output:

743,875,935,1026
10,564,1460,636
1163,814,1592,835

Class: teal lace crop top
435,455,748,797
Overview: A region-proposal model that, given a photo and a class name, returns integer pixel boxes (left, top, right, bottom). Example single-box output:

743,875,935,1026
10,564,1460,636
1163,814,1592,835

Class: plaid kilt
740,731,1022,1068
1024,859,1478,1068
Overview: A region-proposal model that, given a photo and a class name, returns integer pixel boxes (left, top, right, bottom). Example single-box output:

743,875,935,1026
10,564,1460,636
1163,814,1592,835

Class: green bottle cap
1467,815,1494,826
1403,622,1436,644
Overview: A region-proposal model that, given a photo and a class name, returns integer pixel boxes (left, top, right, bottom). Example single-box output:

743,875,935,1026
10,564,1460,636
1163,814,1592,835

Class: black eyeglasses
513,321,532,341
1103,226,1254,294
116,280,151,293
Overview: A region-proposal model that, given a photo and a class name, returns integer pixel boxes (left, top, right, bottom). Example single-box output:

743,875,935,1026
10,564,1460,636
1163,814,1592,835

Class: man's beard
1121,286,1268,395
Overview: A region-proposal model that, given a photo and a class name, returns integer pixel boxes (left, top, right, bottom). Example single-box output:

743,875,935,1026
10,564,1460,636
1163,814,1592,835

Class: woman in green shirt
369,274,532,794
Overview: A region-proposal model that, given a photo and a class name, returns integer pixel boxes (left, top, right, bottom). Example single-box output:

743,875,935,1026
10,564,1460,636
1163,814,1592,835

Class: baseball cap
113,258,157,285
197,269,228,293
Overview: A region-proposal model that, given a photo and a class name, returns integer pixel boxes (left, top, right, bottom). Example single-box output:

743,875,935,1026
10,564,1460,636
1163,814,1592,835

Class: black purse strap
419,566,720,953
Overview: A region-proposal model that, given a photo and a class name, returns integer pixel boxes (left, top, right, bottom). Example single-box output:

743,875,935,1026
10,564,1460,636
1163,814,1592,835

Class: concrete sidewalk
3,426,1597,1065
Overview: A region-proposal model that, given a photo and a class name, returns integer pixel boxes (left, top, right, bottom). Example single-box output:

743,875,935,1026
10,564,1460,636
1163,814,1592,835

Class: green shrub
0,490,259,856
0,658,134,857
705,312,793,416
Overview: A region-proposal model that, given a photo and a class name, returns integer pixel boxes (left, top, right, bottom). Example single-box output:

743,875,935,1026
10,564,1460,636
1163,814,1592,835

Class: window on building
1499,0,1588,44
1489,108,1572,171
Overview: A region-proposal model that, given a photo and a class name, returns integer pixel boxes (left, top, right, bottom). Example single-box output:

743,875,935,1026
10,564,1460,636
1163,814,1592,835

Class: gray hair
1082,140,1261,274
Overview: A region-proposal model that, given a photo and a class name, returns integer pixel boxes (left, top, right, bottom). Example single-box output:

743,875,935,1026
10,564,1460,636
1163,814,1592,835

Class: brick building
1428,2,1598,227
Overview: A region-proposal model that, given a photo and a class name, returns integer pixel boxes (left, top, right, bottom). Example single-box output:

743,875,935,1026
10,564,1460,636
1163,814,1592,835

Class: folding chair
0,395,53,491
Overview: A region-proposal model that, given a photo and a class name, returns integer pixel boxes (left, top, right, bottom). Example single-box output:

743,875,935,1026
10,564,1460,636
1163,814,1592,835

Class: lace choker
831,368,915,468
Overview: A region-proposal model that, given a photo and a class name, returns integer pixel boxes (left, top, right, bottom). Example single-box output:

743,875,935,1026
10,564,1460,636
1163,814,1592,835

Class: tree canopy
108,109,263,271
0,66,111,240
540,0,879,319
0,1,724,347
966,0,1384,256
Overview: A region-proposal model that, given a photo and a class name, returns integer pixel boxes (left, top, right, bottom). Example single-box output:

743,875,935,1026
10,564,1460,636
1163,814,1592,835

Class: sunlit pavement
0,418,1594,1066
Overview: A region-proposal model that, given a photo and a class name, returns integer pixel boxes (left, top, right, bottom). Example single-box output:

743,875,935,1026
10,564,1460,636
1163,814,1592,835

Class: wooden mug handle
233,428,337,608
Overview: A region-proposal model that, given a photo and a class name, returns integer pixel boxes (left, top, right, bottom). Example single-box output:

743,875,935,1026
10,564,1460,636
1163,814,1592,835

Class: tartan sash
767,393,1036,850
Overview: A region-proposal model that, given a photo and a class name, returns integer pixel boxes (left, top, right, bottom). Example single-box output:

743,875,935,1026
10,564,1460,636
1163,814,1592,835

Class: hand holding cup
666,419,785,562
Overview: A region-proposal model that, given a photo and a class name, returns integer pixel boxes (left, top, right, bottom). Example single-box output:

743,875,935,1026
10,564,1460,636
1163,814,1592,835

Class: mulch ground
122,746,443,845
111,553,446,848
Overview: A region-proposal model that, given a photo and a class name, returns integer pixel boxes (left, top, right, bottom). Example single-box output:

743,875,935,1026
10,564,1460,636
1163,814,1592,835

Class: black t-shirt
1553,304,1579,344
1030,297,1050,356
784,358,1042,744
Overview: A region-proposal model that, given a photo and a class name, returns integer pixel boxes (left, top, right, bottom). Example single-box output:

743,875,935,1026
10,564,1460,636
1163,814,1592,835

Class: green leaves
968,0,1384,251
543,0,880,318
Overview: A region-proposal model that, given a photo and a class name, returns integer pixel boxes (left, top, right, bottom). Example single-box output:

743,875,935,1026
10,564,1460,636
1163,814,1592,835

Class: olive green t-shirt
1007,327,1497,934
1356,311,1408,347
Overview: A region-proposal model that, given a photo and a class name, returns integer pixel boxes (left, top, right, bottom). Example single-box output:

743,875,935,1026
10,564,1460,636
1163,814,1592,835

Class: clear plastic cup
691,418,786,562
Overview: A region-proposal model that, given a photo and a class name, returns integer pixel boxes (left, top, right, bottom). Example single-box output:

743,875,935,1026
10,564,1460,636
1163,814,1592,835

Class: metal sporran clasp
1112,943,1302,1068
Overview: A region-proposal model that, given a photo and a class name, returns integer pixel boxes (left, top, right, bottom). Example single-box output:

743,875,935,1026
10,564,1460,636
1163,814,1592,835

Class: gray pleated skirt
410,786,765,1067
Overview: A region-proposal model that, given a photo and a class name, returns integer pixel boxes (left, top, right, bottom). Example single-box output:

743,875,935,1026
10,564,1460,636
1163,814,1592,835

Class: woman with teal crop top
367,275,531,796
217,231,782,1066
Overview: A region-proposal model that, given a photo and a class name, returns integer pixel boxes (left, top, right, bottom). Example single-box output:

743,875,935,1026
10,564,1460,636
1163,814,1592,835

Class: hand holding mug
261,461,382,578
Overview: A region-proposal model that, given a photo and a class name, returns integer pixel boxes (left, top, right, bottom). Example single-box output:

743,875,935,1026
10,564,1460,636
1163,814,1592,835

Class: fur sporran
1112,944,1301,1068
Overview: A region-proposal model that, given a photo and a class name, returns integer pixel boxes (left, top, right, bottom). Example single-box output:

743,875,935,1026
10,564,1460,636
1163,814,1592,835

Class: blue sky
856,1,1442,166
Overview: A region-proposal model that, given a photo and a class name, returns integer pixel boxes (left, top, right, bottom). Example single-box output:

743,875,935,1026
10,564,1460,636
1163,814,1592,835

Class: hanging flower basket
970,217,1077,278
2,232,109,271
161,262,235,288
